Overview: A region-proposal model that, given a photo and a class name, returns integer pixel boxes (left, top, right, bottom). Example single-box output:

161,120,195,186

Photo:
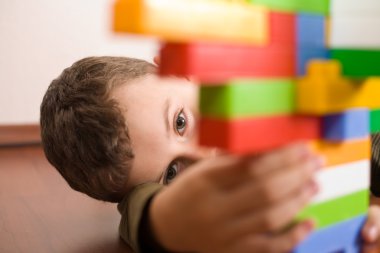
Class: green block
371,109,380,134
249,0,297,12
249,0,330,15
200,79,295,119
296,0,330,15
298,189,368,229
331,49,380,78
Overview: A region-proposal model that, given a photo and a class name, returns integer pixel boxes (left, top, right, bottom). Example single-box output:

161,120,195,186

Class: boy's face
111,75,214,188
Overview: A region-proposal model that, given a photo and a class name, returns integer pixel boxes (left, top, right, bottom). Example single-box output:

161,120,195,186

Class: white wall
0,0,158,124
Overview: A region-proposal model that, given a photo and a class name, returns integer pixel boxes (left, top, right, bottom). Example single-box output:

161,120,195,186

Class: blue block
323,108,370,141
297,14,325,48
293,215,366,253
297,46,330,76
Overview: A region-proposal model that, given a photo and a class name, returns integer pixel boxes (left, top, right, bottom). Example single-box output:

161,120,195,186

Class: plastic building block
310,138,371,167
312,160,369,204
296,0,331,15
297,46,330,76
160,42,296,82
322,109,369,141
296,60,380,115
199,115,320,154
371,109,380,134
331,49,380,78
296,14,329,75
249,0,330,15
293,215,366,253
298,189,368,229
113,0,269,45
269,12,296,45
200,79,295,118
297,14,325,47
330,17,380,49
249,0,298,13
331,0,380,16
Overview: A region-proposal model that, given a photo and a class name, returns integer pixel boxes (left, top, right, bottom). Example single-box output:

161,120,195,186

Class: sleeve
118,183,164,253
371,134,380,197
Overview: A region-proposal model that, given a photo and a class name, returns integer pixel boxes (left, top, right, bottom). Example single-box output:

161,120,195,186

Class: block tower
113,0,380,252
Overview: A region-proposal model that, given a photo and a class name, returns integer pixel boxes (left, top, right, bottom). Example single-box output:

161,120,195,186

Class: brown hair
40,56,156,203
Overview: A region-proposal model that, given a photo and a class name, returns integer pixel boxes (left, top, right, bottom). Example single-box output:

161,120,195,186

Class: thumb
362,206,380,243
153,56,160,66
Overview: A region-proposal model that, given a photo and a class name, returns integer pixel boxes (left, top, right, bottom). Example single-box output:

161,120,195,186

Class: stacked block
330,0,380,49
113,0,380,252
296,14,329,75
329,0,380,78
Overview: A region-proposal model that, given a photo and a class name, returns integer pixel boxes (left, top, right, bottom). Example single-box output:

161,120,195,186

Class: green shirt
118,183,164,253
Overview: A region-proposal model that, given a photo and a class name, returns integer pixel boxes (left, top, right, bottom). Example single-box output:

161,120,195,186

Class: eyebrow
164,98,170,136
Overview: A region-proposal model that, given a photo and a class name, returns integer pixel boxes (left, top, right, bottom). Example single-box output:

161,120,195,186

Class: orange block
113,0,268,45
310,138,371,167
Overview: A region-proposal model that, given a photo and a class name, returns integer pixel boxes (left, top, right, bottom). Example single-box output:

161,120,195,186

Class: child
40,56,380,253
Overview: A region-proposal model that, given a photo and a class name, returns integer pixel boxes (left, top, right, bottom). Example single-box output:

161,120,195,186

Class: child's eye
163,161,181,185
175,110,187,136
163,157,197,185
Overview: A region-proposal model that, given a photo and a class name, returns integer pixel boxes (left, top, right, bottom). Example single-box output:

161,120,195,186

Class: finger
191,155,258,189
230,180,318,235
362,206,380,243
153,56,160,65
225,155,322,216
226,220,314,253
198,143,311,189
248,142,313,178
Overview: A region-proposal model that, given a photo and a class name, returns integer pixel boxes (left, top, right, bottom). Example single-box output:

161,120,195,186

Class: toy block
200,79,295,118
331,0,380,16
298,189,368,229
296,14,325,47
296,60,380,115
249,0,330,15
199,115,320,154
269,12,296,46
371,109,380,134
330,17,380,49
322,109,370,141
297,46,330,76
249,0,297,13
113,0,268,45
293,215,366,253
310,138,371,167
312,160,369,204
160,42,296,82
331,49,380,78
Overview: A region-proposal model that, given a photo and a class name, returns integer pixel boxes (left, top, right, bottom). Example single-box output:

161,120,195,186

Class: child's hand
362,206,380,252
153,56,160,65
149,143,323,253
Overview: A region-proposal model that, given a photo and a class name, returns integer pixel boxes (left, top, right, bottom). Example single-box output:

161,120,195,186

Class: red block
269,12,296,45
160,43,296,82
159,12,296,82
199,115,321,154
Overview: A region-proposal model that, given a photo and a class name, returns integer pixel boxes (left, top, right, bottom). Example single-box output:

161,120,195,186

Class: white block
331,0,380,16
311,160,369,204
330,17,380,49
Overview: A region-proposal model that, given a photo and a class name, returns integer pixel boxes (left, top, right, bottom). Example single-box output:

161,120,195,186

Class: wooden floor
0,145,131,253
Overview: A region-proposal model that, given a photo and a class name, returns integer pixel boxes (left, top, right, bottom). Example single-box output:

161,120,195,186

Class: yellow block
297,60,380,115
113,0,269,45
310,138,371,167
